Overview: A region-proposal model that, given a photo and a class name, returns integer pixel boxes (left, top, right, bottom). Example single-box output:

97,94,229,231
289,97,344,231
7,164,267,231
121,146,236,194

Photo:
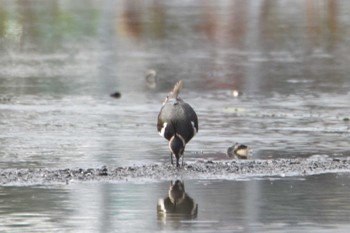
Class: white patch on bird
177,134,186,146
168,134,186,155
159,122,168,137
235,148,248,157
157,199,166,213
191,121,197,135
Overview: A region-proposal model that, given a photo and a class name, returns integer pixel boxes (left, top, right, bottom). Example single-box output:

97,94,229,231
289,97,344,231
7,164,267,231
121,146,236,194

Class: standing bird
157,80,198,167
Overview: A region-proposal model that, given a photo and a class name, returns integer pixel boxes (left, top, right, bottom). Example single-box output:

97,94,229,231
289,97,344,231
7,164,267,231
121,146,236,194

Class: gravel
1,157,350,185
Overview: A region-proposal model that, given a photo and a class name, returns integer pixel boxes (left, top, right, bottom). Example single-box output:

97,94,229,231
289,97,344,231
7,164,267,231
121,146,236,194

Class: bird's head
233,143,248,159
168,121,185,159
169,180,186,205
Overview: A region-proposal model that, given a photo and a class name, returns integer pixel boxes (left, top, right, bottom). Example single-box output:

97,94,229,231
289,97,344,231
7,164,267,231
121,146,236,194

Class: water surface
1,175,350,232
1,0,350,232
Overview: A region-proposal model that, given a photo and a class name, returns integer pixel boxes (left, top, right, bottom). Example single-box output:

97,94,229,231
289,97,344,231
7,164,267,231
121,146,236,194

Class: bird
157,80,198,167
145,69,158,89
227,143,249,159
232,89,243,97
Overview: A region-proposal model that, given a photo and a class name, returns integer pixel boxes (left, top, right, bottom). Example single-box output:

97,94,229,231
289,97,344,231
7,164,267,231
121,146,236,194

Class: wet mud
1,157,350,185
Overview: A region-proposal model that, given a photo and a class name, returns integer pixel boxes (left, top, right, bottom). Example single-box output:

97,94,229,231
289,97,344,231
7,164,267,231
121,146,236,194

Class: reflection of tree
0,1,347,84
119,1,142,40
306,0,339,51
0,7,6,39
17,0,39,49
148,0,166,39
0,0,98,52
118,0,166,40
326,0,338,50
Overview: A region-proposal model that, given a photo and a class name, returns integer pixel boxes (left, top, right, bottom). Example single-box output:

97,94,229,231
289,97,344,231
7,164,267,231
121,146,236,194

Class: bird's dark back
158,99,198,143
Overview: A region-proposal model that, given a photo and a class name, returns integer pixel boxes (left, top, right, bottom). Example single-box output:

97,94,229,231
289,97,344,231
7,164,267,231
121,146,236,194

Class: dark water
1,0,350,232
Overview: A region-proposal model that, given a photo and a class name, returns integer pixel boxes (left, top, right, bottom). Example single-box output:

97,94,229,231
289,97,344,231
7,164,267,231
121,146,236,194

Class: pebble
110,92,121,98
0,157,349,185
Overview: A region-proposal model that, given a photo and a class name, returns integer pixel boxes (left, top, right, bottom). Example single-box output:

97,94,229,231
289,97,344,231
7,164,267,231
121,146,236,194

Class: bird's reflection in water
157,180,198,223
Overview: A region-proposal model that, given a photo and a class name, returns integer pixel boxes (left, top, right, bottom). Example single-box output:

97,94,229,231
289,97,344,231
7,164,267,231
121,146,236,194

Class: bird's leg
182,154,184,167
176,156,180,168
170,153,173,165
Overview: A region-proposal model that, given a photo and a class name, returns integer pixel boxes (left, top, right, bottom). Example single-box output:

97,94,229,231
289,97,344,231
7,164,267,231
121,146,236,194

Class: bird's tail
169,80,183,99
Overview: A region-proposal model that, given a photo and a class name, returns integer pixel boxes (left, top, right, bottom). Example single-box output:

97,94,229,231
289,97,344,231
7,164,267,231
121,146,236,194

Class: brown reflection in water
118,0,166,41
196,1,219,42
0,1,343,52
119,1,143,40
305,0,339,51
227,0,248,48
306,0,322,48
157,180,198,223
326,0,338,51
148,0,166,39
0,0,347,94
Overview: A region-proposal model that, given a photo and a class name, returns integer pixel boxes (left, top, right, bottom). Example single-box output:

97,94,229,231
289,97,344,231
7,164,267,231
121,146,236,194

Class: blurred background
1,0,350,94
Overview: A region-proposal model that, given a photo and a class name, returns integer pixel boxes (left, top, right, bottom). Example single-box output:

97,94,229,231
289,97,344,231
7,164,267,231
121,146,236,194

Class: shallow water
1,0,350,232
1,175,350,232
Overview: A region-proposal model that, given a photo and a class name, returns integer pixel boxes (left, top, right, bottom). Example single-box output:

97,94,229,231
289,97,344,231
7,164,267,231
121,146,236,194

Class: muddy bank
1,157,350,185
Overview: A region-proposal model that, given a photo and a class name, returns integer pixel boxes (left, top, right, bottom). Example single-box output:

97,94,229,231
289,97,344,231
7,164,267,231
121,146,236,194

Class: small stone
99,166,108,176
110,91,121,98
